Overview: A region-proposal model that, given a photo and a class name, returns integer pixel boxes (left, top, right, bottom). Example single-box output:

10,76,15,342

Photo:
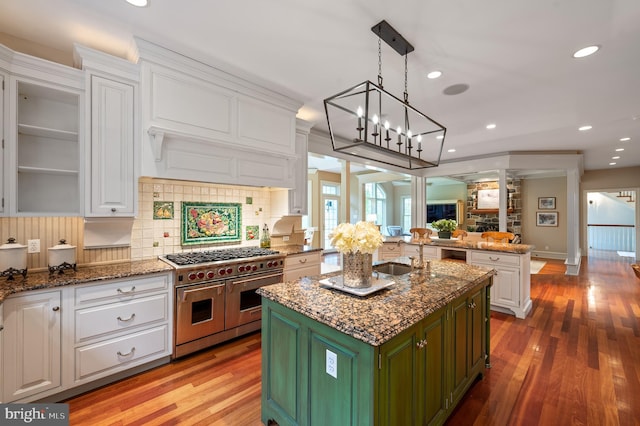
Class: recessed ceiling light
620,137,631,142
573,45,599,58
609,162,617,166
486,123,496,130
612,156,620,160
126,0,148,6
447,148,456,153
427,71,442,79
578,125,592,131
615,148,624,152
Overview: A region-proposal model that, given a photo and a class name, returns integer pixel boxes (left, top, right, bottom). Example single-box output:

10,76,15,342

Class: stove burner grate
165,247,280,266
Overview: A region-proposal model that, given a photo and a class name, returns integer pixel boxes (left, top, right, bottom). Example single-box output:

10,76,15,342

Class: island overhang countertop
384,236,535,254
257,259,494,347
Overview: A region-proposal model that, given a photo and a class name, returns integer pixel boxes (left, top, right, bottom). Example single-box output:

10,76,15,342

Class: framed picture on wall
538,197,556,209
536,211,558,227
477,189,499,209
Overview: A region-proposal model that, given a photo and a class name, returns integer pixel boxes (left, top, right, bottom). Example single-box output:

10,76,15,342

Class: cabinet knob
111,208,117,212
52,306,60,311
0,325,4,331
416,339,428,349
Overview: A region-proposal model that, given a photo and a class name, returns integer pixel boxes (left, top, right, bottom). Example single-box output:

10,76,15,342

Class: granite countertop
383,236,534,254
0,246,319,304
0,259,173,303
257,259,494,347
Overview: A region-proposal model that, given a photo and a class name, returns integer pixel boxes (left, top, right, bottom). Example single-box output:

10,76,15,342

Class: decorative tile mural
246,225,259,240
153,201,174,219
181,202,242,245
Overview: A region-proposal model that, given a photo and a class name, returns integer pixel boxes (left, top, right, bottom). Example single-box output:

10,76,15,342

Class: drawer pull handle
468,301,477,309
117,313,136,322
298,258,307,264
117,286,136,295
489,256,500,261
52,306,60,312
117,347,135,357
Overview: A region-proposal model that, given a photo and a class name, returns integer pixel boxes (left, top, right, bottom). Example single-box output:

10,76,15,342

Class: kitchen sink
373,262,412,276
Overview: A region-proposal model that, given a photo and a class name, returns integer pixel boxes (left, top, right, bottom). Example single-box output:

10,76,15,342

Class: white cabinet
0,303,3,403
379,242,403,261
87,76,135,216
402,243,439,260
1,271,172,403
2,289,62,402
1,44,84,216
75,44,140,217
70,272,172,385
12,80,82,215
289,119,312,215
468,250,532,319
1,73,5,215
283,251,321,282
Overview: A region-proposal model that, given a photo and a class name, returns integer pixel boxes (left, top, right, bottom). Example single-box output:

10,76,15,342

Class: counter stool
409,227,432,243
452,230,467,240
481,231,514,243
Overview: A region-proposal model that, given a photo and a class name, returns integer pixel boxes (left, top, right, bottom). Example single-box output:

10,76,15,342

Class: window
402,196,411,232
365,183,386,227
322,182,340,250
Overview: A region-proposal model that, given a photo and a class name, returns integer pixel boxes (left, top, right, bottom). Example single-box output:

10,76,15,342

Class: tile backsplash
0,177,276,271
132,177,274,260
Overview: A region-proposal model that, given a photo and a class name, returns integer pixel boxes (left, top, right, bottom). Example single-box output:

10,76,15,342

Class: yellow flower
329,221,383,254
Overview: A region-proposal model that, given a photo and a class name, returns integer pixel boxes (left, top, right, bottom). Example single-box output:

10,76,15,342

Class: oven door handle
228,271,284,292
179,284,224,302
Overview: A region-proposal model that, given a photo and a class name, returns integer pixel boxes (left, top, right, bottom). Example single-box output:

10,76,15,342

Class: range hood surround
136,38,304,189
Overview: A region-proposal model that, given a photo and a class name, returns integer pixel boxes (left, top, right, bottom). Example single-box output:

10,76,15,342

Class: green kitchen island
257,259,494,426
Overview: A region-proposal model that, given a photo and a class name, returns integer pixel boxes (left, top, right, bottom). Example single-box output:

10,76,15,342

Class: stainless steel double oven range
160,247,285,359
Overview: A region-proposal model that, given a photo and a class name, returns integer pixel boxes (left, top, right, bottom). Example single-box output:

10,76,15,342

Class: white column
412,176,426,228
565,168,581,275
498,170,508,232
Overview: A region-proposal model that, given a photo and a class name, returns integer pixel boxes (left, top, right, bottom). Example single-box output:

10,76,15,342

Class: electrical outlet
27,239,40,253
326,349,337,378
283,236,290,242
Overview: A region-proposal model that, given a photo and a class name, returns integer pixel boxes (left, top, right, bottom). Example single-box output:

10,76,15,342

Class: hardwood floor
65,254,640,425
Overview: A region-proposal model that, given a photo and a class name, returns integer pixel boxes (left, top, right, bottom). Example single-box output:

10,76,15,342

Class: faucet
397,236,430,275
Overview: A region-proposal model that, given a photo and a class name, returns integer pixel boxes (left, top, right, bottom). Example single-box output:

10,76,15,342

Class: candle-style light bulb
356,106,363,140
384,121,391,146
396,126,402,150
417,134,423,156
372,114,379,142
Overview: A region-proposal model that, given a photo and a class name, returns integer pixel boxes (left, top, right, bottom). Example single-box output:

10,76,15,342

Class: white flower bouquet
330,221,384,254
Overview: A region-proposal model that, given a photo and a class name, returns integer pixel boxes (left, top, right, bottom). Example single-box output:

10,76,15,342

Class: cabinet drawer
402,244,438,258
75,325,169,380
284,251,321,269
283,264,321,282
75,294,168,342
381,243,402,254
469,251,520,266
74,274,170,305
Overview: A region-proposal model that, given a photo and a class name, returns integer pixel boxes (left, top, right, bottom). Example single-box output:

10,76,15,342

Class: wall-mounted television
427,203,458,223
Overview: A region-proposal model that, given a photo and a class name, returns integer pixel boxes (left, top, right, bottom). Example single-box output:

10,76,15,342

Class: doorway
321,182,340,251
586,189,636,260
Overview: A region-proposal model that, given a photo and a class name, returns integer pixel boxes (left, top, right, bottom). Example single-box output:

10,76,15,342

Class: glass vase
342,252,373,288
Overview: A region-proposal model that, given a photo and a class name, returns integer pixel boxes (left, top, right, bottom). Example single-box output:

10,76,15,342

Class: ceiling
2,0,639,176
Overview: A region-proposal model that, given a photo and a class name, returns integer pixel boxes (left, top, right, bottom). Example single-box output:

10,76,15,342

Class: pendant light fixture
324,20,446,169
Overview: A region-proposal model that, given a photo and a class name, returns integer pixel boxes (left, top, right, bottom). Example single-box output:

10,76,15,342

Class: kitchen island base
261,277,491,426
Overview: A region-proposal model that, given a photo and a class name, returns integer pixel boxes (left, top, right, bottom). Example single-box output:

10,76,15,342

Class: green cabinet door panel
420,306,448,426
262,307,302,425
378,323,419,425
